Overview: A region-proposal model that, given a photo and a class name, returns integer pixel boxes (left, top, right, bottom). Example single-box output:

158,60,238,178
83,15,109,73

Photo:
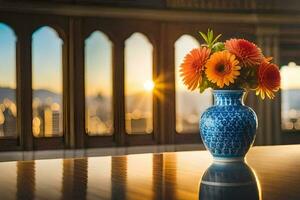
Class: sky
86,31,153,96
281,62,300,90
32,26,63,93
125,32,153,95
0,23,16,89
85,31,112,96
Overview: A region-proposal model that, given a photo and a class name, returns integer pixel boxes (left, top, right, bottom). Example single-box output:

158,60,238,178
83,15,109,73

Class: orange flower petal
255,61,281,99
205,51,241,88
180,47,211,91
225,39,263,67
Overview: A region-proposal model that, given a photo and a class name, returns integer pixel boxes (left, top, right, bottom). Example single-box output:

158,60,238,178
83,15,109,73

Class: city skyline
0,77,300,138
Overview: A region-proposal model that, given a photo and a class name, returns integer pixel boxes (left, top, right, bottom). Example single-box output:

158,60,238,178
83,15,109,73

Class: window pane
281,62,300,130
32,26,63,137
175,35,212,134
125,33,153,134
0,23,17,138
85,31,113,136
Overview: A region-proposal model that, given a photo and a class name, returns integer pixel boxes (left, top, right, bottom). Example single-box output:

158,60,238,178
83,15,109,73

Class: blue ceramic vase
200,90,258,162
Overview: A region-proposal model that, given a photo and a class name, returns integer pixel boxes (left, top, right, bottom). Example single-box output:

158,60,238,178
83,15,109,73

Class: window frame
84,30,114,137
173,33,215,137
82,22,116,148
122,20,160,146
166,25,211,144
124,32,154,136
28,16,69,150
82,18,160,147
0,17,21,151
280,64,300,135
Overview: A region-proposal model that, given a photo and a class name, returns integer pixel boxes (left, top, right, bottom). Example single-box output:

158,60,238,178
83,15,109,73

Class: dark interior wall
3,0,300,12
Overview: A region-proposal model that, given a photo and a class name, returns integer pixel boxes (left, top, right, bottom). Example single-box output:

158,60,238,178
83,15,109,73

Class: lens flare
143,80,155,91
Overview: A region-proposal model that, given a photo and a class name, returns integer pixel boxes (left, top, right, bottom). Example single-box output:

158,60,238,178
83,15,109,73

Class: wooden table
0,145,299,200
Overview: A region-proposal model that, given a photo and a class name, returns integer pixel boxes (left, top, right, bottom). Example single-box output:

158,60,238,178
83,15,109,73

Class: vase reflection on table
199,162,261,200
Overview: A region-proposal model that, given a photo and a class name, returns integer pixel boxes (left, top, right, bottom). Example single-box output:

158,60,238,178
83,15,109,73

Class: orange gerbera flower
256,60,281,99
205,51,240,88
180,47,211,90
225,39,263,67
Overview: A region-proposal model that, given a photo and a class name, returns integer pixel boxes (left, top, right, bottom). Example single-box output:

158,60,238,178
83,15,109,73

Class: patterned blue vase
200,90,257,162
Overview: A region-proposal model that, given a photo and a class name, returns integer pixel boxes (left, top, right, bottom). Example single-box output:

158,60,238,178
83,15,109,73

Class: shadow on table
199,161,261,200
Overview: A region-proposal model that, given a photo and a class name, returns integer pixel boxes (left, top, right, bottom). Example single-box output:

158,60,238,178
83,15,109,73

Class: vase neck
213,90,245,106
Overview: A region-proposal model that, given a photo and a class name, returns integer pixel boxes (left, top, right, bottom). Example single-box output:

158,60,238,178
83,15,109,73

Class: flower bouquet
180,29,281,161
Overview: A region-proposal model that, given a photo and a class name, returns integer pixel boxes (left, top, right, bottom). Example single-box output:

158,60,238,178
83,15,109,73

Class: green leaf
212,42,225,52
209,29,213,43
212,34,222,44
199,75,208,93
199,29,222,50
199,80,208,93
199,75,216,93
199,31,208,43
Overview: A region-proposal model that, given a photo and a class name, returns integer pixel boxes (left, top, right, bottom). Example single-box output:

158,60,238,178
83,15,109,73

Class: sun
143,80,155,91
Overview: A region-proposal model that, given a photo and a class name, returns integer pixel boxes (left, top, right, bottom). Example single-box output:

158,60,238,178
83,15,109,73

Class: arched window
32,26,63,137
174,35,212,133
125,33,153,134
0,23,17,138
281,62,300,130
85,31,113,136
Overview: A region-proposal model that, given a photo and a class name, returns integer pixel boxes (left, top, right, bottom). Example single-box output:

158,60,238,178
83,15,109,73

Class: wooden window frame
173,32,212,143
82,18,160,147
0,14,22,151
82,19,116,148
165,24,209,144
26,15,69,150
280,55,300,140
279,35,300,145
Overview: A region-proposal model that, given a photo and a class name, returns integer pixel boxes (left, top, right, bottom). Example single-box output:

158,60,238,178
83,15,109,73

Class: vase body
200,90,257,161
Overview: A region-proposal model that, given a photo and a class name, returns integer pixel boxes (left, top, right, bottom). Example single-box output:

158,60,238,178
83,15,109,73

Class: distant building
33,102,62,137
52,110,60,136
3,107,17,137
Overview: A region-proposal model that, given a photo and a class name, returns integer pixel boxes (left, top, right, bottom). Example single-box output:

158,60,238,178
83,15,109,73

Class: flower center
216,64,225,73
215,62,232,76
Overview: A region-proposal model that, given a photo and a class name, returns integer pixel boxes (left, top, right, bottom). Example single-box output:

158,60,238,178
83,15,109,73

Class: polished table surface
0,145,300,200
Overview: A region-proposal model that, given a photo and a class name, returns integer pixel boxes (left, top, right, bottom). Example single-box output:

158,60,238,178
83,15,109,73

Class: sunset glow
143,80,155,91
125,32,153,134
281,62,300,90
